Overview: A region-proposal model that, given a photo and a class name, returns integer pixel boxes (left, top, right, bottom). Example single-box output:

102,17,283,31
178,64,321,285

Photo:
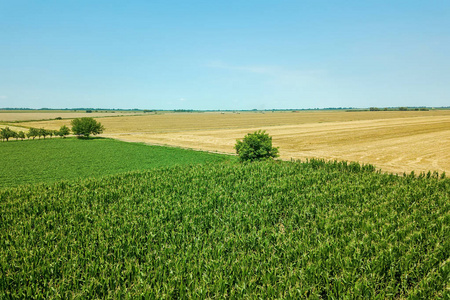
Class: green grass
0,137,234,187
1,160,449,298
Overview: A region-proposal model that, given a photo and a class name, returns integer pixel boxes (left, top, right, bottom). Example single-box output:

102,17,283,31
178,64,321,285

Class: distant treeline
0,108,149,111
1,106,449,112
367,107,430,112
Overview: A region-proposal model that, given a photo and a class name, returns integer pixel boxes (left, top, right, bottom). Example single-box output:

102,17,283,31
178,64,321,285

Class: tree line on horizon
1,117,104,142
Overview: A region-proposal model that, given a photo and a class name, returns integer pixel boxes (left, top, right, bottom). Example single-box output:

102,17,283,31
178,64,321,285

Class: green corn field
1,160,449,298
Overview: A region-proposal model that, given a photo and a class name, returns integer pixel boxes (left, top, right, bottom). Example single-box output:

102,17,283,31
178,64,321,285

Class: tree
1,127,16,141
71,117,104,138
39,128,48,139
18,131,26,141
57,125,70,138
234,130,279,162
27,128,39,140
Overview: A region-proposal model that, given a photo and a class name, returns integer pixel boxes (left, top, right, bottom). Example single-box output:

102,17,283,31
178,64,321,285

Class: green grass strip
0,137,234,187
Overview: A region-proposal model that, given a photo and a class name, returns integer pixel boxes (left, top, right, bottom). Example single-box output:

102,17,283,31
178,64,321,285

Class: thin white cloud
0,96,7,99
206,61,327,87
207,61,271,74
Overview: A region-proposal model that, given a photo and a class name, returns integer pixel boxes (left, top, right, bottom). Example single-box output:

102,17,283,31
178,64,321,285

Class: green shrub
234,130,279,161
71,117,104,138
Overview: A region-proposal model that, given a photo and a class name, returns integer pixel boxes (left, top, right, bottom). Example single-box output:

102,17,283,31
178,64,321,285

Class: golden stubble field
10,110,450,174
0,110,145,122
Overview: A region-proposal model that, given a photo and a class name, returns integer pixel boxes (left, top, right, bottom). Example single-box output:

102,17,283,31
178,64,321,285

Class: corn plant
1,160,449,298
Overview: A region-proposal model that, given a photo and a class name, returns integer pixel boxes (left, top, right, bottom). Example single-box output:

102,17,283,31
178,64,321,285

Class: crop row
1,160,449,298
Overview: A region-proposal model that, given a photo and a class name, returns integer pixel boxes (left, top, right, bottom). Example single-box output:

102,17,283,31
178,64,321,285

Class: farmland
1,160,449,298
1,110,449,298
0,109,146,122
0,138,232,188
14,109,450,174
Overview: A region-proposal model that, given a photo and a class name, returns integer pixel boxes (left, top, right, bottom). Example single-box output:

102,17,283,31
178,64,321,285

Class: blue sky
1,1,449,110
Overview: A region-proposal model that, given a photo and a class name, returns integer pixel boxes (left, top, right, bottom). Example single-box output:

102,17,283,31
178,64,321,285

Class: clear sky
1,1,449,110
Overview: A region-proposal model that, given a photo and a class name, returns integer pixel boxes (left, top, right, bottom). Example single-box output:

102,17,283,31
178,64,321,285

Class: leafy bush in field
235,130,279,161
71,117,104,138
1,160,448,298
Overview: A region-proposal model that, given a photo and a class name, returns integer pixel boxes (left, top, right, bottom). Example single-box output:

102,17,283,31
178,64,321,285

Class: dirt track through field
19,110,450,174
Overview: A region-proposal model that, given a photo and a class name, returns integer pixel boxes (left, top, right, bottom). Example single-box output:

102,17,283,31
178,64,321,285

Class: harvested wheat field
0,124,29,132
0,110,146,122
19,110,450,174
